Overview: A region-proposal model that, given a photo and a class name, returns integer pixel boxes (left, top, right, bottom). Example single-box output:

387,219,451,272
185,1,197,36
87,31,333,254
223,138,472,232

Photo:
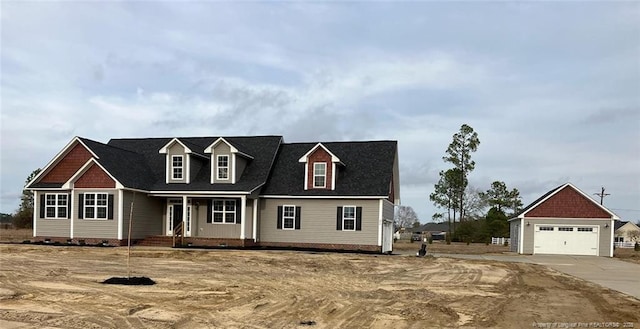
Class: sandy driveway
1,245,639,328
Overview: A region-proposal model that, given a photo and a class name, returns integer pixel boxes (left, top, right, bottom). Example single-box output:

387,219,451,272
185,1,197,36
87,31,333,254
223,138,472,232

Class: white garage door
534,225,599,256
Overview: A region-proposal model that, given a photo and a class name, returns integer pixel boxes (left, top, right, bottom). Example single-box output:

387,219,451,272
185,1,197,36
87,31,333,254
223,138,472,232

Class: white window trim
342,205,356,231
282,205,296,230
44,193,68,219
211,199,237,224
313,163,327,188
217,155,230,180
172,155,184,180
84,192,108,220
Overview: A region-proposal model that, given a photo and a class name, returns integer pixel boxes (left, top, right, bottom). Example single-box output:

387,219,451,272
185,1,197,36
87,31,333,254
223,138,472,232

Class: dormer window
299,143,343,191
217,155,229,180
172,156,183,180
313,163,326,188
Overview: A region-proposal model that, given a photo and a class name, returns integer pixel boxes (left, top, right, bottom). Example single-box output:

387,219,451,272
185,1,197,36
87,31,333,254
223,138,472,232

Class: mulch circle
102,277,156,285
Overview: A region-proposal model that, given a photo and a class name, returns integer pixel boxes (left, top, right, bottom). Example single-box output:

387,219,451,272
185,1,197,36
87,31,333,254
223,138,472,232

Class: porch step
136,236,175,247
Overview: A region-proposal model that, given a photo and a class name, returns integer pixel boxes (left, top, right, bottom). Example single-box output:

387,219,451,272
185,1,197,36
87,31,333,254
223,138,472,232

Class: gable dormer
204,137,254,184
159,138,192,184
298,143,343,191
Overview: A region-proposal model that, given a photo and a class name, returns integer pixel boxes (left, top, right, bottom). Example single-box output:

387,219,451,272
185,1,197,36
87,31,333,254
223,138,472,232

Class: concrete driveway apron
430,253,640,300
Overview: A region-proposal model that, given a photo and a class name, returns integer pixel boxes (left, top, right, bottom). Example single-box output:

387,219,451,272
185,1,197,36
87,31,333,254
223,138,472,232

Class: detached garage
509,183,618,257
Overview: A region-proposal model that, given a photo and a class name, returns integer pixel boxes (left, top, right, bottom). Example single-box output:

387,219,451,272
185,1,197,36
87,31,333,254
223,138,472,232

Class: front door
167,204,183,236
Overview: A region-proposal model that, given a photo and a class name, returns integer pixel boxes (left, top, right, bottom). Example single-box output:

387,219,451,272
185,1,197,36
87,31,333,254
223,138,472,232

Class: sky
1,1,639,222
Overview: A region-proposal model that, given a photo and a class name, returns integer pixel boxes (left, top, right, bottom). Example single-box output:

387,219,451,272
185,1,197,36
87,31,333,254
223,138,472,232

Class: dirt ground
393,241,510,254
0,244,638,329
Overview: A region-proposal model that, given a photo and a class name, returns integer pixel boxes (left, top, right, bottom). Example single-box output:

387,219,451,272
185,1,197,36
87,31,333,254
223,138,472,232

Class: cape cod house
26,136,399,253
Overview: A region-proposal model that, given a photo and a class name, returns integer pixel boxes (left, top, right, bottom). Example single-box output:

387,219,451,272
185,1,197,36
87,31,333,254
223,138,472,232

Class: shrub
635,242,639,252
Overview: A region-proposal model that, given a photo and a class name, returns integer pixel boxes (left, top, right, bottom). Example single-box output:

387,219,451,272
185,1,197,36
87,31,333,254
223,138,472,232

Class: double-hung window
84,193,108,219
45,193,68,219
172,155,183,180
212,199,236,223
217,155,229,180
283,206,296,230
313,163,326,188
342,206,356,231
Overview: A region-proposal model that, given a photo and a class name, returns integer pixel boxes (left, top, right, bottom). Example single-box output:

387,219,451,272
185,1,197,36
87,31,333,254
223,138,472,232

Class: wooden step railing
172,221,185,247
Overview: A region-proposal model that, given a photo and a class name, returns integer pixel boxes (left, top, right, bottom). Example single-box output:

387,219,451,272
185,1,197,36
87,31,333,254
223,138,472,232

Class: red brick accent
306,147,333,190
74,164,116,188
41,143,93,183
34,236,128,246
259,241,381,252
527,186,612,218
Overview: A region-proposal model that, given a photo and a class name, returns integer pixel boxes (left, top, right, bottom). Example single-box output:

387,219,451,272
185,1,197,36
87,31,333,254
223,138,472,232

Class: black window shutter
107,194,114,220
206,200,212,223
336,206,343,230
356,206,363,231
78,194,84,219
67,194,71,219
236,198,242,224
277,206,283,229
39,194,45,218
295,206,301,230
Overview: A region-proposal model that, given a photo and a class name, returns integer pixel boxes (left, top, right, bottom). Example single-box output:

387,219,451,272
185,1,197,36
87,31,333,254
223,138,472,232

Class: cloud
1,1,638,222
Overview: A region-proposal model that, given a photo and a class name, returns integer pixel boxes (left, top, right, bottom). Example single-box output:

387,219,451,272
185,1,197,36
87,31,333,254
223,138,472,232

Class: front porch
153,194,257,242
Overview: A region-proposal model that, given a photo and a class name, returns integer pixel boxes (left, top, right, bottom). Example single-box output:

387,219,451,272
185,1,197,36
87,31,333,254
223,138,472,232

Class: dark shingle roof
106,136,282,192
261,141,397,196
414,222,450,233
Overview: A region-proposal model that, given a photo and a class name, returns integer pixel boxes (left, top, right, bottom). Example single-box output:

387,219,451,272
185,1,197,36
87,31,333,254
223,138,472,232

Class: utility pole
594,187,610,205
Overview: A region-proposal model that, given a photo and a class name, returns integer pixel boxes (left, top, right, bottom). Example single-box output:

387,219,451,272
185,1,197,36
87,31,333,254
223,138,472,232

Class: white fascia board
298,143,342,163
27,137,100,188
205,137,237,153
62,158,124,189
303,164,308,190
149,191,250,197
259,195,389,199
159,138,192,154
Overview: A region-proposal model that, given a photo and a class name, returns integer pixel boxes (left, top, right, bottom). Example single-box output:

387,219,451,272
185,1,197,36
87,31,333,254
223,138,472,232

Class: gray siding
191,197,242,239
34,191,71,237
509,219,520,253
259,198,381,245
236,156,248,181
122,191,163,239
73,189,119,239
213,143,231,184
244,199,254,239
383,200,394,221
168,143,187,183
521,218,612,256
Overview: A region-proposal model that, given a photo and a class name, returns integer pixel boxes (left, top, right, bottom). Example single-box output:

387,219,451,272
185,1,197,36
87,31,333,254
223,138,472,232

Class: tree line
428,124,523,243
